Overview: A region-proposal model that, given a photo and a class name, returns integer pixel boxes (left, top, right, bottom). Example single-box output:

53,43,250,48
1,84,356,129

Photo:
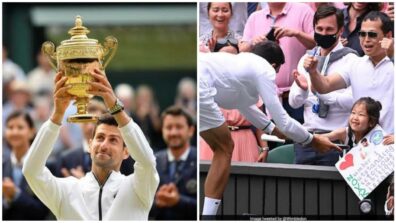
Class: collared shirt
242,3,314,92
22,120,159,220
289,42,357,132
167,147,190,162
338,55,394,134
199,52,313,145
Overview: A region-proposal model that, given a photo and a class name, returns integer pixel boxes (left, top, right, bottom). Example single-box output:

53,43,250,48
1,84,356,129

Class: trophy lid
57,16,103,61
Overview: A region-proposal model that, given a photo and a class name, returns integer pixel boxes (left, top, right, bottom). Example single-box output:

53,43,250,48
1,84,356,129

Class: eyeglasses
358,31,378,39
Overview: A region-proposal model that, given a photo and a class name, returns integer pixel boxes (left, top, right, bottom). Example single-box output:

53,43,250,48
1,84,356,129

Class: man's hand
273,26,297,39
311,134,341,153
340,37,348,47
155,183,180,208
292,69,308,91
257,151,268,162
303,55,319,74
87,69,117,109
383,134,394,145
380,37,394,58
61,166,85,179
252,34,268,46
3,177,17,201
51,71,75,125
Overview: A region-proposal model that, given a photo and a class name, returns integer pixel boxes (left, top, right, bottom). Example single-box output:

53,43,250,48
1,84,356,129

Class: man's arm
303,55,347,94
22,72,75,218
88,69,159,209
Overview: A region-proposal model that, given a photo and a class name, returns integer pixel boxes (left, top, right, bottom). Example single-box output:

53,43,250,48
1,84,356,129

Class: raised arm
23,72,74,217
303,55,347,94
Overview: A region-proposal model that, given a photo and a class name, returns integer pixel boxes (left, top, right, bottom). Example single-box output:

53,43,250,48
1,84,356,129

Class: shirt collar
363,55,391,67
10,151,27,167
167,147,190,162
265,3,290,18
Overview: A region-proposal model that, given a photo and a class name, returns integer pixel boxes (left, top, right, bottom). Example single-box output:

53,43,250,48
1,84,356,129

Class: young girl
323,97,393,153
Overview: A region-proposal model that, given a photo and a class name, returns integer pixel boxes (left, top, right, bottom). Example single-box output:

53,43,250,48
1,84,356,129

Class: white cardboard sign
336,144,394,200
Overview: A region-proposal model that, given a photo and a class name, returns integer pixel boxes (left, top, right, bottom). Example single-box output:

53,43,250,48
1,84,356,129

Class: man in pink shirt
241,2,316,123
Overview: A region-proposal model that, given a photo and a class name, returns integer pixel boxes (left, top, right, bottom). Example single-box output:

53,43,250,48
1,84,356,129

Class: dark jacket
2,156,49,220
150,147,197,220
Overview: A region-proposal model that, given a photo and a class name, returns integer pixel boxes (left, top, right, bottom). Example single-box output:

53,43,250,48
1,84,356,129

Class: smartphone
266,28,276,41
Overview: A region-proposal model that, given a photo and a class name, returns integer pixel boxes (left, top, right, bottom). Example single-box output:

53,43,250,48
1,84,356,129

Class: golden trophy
42,15,117,123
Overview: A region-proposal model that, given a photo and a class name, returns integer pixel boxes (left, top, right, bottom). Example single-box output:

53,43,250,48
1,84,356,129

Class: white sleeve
316,87,354,110
289,55,310,109
22,120,65,217
256,70,313,145
238,105,275,134
119,120,159,209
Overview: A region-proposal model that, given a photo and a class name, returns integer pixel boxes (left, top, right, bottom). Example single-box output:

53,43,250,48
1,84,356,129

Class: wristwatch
108,98,124,115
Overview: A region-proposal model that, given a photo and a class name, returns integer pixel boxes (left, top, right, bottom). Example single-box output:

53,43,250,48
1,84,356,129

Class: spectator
3,111,49,220
132,85,163,149
304,11,394,135
200,2,247,37
175,77,196,122
3,80,33,130
289,5,359,166
306,2,345,12
341,3,383,56
27,51,56,102
115,83,135,116
240,2,316,124
150,106,196,220
323,97,393,150
3,46,26,103
200,2,242,54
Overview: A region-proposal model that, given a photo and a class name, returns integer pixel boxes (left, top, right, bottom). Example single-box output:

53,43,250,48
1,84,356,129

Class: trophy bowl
42,16,117,123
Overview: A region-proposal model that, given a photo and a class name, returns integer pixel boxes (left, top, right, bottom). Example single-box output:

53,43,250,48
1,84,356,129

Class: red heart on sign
340,153,354,170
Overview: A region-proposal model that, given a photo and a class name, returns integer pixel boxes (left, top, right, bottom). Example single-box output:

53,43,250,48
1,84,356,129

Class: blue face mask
314,32,338,49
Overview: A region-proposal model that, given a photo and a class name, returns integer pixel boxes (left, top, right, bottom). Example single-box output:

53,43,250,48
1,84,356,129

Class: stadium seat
266,144,294,164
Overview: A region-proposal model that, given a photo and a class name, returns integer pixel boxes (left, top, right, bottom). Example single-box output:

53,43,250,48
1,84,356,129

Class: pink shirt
242,3,314,93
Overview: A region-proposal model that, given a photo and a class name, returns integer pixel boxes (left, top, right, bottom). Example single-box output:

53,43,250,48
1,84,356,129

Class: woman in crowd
3,111,49,220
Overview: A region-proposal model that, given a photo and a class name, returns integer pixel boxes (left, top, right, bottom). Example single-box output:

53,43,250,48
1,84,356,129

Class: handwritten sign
336,144,394,200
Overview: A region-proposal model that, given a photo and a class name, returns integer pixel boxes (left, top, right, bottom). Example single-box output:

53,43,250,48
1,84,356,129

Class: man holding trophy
22,16,159,220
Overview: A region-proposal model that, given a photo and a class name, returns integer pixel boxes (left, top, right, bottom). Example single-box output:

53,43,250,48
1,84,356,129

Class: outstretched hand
311,134,342,153
292,69,308,91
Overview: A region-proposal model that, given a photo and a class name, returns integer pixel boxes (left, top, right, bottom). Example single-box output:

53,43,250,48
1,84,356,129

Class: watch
108,98,124,115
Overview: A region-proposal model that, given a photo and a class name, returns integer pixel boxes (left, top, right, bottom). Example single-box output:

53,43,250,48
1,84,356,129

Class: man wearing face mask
289,5,359,166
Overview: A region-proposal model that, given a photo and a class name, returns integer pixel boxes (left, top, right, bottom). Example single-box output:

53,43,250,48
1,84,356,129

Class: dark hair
92,114,126,147
161,105,194,127
363,11,393,35
251,41,285,67
207,2,233,15
346,2,383,12
5,110,35,144
314,5,344,30
351,97,382,133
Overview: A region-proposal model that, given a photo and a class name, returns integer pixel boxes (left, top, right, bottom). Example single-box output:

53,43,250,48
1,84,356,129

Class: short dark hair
314,5,344,30
207,2,233,15
161,105,194,127
251,41,285,67
92,114,126,147
363,11,393,35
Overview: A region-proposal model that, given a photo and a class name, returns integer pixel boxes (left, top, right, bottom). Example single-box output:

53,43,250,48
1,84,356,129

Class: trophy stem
67,97,98,123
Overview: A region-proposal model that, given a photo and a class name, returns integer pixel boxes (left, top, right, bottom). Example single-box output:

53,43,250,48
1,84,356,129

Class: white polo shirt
289,43,358,131
338,55,394,134
199,52,313,145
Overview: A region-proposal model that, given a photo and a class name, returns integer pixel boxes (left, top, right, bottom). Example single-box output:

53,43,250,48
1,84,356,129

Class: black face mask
314,32,338,49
